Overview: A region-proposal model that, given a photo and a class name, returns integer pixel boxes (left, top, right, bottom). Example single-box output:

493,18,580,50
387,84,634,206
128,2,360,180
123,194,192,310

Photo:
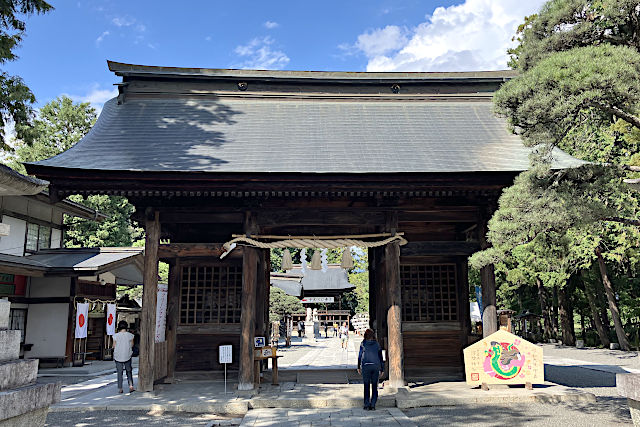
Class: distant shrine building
26,62,580,391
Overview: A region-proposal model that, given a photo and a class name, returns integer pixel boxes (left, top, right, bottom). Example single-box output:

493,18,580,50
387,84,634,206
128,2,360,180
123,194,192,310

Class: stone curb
248,397,396,409
395,390,596,409
50,401,249,415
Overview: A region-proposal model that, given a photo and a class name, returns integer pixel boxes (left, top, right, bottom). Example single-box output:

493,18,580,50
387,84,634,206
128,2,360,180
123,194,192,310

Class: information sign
301,297,334,303
219,345,232,364
254,336,265,347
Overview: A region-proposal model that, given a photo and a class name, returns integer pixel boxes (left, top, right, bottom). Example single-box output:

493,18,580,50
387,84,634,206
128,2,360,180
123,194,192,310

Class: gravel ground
45,410,241,427
541,343,639,369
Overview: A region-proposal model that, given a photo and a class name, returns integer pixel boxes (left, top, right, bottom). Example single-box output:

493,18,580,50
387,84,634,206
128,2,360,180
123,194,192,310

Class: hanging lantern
281,249,293,271
310,250,322,270
341,247,353,269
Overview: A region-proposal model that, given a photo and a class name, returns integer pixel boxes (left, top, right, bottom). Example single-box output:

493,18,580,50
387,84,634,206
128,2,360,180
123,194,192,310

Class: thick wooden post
166,259,181,382
238,213,259,391
479,214,497,337
385,212,404,388
139,209,160,392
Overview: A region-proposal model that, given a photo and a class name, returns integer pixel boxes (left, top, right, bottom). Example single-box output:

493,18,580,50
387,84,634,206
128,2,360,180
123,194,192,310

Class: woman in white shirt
112,320,135,393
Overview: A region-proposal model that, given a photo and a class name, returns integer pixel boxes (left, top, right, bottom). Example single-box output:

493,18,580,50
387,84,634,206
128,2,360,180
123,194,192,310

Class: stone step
0,382,60,421
0,359,38,391
0,330,20,362
248,396,396,409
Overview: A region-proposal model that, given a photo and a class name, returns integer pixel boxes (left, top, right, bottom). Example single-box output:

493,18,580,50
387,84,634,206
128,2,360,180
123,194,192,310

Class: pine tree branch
590,101,640,129
602,217,640,226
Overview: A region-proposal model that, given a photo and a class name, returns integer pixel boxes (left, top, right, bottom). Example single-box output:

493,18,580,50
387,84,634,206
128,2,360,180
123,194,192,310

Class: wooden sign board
463,329,543,386
261,346,274,357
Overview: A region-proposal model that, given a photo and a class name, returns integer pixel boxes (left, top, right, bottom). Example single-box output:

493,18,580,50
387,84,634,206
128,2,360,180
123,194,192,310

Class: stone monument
0,298,60,426
304,306,315,342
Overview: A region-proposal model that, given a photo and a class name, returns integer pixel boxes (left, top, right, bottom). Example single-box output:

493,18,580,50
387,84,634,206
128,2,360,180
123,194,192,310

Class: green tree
477,0,640,349
269,287,304,323
0,0,52,150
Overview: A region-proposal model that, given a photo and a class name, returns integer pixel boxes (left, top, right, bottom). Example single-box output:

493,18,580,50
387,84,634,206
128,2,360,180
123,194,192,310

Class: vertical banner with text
106,303,116,336
155,284,168,343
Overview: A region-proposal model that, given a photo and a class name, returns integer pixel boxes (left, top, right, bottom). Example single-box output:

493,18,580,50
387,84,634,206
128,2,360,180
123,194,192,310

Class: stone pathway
239,407,416,426
277,335,362,371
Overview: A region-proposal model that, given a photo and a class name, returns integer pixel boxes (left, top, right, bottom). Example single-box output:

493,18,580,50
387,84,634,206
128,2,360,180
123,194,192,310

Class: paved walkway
240,407,416,426
276,335,362,371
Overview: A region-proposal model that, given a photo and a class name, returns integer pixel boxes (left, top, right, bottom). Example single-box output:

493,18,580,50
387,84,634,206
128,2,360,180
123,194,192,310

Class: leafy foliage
269,287,304,323
0,0,52,149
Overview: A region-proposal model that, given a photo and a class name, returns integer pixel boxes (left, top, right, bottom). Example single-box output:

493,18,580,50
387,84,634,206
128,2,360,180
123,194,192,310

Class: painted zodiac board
463,330,543,386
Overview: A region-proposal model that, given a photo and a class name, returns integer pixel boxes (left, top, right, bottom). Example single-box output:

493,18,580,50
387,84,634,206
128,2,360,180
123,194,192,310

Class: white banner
155,284,168,343
75,302,89,338
301,297,334,303
106,303,116,336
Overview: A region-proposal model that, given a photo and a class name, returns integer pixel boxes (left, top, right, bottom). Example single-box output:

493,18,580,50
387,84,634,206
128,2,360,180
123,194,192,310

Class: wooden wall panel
402,330,464,371
176,333,240,371
154,341,168,380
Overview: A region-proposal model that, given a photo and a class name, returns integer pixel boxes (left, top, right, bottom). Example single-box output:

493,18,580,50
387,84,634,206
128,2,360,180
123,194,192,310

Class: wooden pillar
64,277,77,367
385,212,404,388
139,209,160,392
255,250,267,337
368,248,377,331
165,259,181,382
238,213,259,391
479,212,497,338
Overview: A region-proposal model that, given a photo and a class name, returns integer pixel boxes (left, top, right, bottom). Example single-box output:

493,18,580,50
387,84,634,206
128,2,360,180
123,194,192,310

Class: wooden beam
400,241,480,257
254,211,385,226
158,243,226,259
165,260,181,382
238,212,258,391
385,212,405,388
139,209,160,392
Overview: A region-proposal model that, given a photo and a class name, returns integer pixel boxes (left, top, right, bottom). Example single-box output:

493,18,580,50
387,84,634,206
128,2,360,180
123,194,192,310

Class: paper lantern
281,249,293,271
341,248,353,269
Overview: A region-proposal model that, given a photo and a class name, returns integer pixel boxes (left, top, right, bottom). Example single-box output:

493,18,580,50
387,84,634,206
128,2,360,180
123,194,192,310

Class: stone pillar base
629,398,640,427
0,406,48,427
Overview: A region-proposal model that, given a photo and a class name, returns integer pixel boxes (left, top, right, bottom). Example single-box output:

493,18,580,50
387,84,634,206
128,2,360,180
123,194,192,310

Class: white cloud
264,21,279,29
112,16,136,27
355,0,546,72
205,36,212,41
95,30,110,45
65,84,118,114
356,25,408,57
233,36,289,70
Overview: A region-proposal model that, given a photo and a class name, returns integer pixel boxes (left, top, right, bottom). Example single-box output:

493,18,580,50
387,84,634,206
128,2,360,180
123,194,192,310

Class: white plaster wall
29,277,70,298
51,228,62,248
0,215,26,256
24,303,68,358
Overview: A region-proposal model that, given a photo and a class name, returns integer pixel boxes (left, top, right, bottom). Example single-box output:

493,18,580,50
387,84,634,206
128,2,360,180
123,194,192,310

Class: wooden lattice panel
400,264,458,322
179,265,242,324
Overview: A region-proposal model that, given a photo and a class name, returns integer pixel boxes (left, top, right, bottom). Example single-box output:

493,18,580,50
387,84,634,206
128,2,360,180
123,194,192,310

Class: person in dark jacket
357,328,384,410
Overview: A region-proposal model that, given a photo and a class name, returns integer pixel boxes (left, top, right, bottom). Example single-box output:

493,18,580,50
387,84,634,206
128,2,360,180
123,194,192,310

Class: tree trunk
595,247,631,351
537,278,552,342
580,272,611,348
580,313,586,343
552,285,559,340
558,285,575,346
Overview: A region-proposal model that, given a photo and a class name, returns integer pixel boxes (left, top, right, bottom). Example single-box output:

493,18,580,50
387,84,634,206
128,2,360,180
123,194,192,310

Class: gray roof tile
31,97,583,173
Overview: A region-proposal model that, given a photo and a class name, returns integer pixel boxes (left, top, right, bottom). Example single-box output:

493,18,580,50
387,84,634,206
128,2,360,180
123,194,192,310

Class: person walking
297,320,304,337
357,329,384,410
340,322,349,349
333,322,338,337
112,320,135,394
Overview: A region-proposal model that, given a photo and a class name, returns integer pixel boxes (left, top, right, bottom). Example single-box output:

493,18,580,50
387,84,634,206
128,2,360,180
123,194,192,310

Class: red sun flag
108,313,113,325
106,303,116,336
75,303,89,338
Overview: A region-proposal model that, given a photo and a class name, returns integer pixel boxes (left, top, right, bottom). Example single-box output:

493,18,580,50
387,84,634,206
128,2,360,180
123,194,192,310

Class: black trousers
362,365,380,407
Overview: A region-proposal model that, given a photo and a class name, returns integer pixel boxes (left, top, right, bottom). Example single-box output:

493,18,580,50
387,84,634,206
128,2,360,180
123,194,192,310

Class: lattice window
400,264,458,322
179,265,242,324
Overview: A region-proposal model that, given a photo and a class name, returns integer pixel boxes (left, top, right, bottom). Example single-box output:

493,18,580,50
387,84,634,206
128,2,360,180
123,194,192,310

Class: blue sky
4,0,545,111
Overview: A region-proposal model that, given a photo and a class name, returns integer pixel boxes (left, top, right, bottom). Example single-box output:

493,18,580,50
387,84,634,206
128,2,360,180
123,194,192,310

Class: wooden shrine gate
26,62,581,391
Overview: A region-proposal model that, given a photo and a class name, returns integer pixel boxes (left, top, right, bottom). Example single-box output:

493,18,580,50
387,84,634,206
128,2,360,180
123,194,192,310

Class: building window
9,308,27,343
25,223,52,252
179,265,242,325
401,264,458,322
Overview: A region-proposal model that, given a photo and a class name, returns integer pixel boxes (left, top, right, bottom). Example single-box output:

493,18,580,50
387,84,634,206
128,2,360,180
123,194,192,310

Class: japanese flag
75,303,89,338
106,303,116,336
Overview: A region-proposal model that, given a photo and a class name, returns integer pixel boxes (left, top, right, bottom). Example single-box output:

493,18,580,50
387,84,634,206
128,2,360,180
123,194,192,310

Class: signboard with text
219,345,232,364
254,336,265,347
301,297,334,304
